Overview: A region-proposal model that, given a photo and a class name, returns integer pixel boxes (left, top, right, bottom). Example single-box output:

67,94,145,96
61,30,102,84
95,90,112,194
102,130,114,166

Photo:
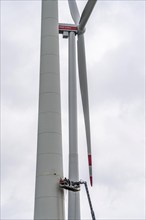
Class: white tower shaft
68,31,80,220
34,1,64,219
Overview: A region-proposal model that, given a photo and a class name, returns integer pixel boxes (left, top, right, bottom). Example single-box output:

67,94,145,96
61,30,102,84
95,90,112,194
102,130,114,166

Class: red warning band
90,176,93,186
88,155,92,166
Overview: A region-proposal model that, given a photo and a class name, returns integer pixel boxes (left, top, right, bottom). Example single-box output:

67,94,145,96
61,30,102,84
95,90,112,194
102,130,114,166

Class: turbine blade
68,0,80,25
77,34,93,186
79,0,97,32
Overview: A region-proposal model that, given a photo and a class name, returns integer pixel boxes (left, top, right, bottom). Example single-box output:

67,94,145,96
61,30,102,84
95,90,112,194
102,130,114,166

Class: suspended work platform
59,178,80,192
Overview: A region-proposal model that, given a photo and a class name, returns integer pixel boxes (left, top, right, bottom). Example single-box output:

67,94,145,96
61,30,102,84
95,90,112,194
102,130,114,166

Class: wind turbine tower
34,0,97,219
34,0,64,219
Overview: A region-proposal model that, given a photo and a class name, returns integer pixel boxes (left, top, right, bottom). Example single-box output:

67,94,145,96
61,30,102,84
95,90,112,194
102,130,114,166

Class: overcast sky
1,0,145,219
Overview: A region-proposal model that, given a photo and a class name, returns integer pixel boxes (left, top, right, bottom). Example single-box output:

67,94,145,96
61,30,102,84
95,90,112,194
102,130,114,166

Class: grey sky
1,0,145,219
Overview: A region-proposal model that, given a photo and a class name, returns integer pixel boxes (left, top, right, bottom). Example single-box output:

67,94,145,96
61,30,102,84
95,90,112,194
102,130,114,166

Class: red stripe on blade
90,176,93,186
88,155,92,166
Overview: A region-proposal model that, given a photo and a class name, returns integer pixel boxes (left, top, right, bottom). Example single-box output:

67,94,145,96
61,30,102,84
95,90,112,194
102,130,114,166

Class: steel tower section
68,31,80,220
34,0,65,219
